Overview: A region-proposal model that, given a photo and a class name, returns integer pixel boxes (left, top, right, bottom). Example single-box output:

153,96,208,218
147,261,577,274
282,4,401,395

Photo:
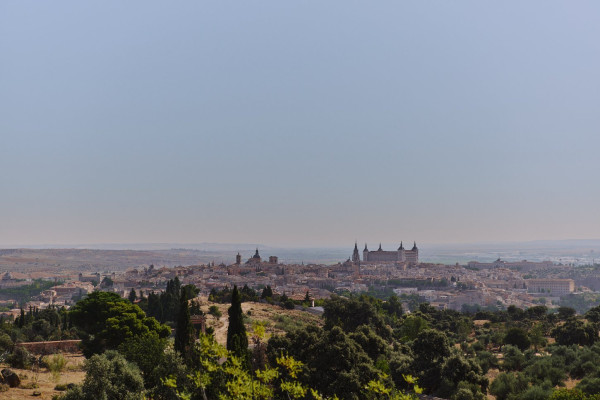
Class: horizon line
2,237,600,251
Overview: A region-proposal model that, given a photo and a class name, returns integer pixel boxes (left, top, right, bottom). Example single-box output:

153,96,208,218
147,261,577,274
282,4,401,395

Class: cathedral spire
378,243,382,251
352,242,360,262
398,241,404,250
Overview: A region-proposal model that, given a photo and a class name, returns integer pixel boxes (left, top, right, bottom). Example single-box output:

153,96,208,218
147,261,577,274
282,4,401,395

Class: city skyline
2,1,600,247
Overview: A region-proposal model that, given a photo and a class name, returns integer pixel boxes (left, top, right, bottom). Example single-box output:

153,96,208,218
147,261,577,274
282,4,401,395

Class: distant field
2,239,598,275
0,248,232,274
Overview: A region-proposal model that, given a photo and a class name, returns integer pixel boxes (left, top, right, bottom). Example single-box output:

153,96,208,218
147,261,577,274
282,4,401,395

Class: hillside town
0,243,584,319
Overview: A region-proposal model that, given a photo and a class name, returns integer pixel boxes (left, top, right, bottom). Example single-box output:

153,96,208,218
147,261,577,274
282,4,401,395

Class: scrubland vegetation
3,278,600,399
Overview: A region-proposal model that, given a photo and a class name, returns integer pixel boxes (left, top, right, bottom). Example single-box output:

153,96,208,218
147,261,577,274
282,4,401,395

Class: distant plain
1,239,598,274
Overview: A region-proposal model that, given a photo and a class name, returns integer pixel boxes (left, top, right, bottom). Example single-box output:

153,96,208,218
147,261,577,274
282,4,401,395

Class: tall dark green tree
174,296,196,364
146,292,163,322
180,284,199,303
226,285,248,363
128,288,137,303
162,277,181,322
260,286,273,299
304,290,311,303
18,309,25,328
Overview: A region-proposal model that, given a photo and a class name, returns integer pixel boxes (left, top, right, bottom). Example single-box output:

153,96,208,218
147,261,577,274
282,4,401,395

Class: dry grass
200,300,323,346
0,353,85,400
563,378,580,390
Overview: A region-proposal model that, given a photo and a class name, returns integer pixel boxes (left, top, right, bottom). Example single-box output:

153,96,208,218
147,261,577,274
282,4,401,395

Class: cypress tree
174,296,196,363
227,285,248,361
62,310,68,331
147,292,163,322
128,288,137,303
160,277,181,322
261,285,273,299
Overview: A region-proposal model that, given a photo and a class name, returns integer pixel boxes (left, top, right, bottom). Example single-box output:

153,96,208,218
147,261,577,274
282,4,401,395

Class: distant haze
2,240,599,268
1,1,599,247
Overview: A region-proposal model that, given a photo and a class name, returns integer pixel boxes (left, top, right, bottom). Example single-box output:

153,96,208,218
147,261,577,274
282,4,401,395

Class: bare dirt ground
197,299,324,346
0,353,85,400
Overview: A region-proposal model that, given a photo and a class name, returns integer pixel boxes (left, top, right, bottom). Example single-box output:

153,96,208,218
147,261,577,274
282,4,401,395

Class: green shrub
46,353,68,374
471,341,484,352
476,350,498,373
577,377,600,395
208,305,222,319
501,345,525,371
61,350,144,400
6,346,33,369
0,332,13,352
504,327,531,351
453,388,474,400
283,299,295,310
489,372,528,400
522,385,553,400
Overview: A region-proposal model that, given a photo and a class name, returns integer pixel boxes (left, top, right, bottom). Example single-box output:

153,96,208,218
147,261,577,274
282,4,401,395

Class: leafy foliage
117,332,167,388
144,278,198,323
210,284,259,304
44,290,600,399
323,295,391,339
504,327,531,351
61,350,145,400
552,318,598,346
69,291,170,357
410,329,451,393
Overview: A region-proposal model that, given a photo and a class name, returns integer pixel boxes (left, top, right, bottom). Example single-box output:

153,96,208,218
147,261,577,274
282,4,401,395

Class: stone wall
16,340,81,354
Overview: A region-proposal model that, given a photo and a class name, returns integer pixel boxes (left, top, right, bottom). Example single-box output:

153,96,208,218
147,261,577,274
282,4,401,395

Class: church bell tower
352,242,360,263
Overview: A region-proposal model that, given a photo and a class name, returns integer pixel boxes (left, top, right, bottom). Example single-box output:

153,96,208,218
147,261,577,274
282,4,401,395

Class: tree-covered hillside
4,283,600,399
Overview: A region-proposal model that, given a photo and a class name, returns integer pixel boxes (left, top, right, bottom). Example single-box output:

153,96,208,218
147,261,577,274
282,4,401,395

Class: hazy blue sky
1,1,599,247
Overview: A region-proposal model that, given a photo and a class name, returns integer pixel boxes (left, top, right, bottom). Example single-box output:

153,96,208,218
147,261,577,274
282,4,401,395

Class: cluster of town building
0,242,581,317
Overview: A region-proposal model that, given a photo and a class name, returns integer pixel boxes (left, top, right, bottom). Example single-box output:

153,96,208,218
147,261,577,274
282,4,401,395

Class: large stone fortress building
352,242,419,264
